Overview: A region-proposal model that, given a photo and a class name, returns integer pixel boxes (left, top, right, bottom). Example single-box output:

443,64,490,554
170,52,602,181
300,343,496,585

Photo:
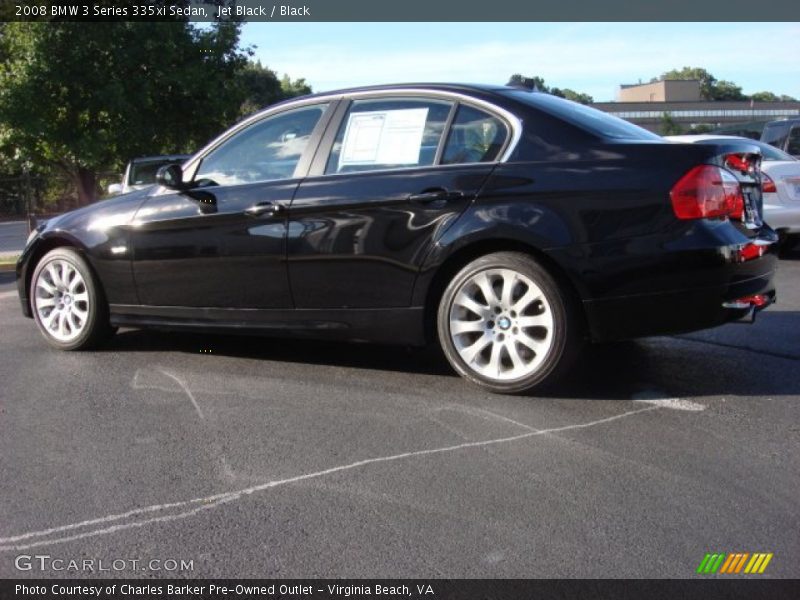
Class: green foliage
0,22,252,203
506,74,593,104
235,62,313,118
660,112,683,135
657,66,796,102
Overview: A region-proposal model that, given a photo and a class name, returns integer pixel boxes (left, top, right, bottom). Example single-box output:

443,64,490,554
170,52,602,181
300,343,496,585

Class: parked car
666,135,800,249
761,117,800,158
107,155,191,195
16,84,778,394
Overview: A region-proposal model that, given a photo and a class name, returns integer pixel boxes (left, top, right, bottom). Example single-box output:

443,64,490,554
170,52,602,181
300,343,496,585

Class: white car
666,135,800,249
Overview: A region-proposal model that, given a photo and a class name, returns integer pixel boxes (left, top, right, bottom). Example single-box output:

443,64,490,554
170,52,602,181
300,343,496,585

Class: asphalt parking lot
1,253,798,579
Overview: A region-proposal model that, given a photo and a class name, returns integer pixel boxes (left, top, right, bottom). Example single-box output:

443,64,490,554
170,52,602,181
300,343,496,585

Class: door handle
408,189,465,203
245,202,284,217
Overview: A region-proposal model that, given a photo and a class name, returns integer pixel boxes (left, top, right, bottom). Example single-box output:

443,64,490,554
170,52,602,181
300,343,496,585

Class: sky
240,22,800,102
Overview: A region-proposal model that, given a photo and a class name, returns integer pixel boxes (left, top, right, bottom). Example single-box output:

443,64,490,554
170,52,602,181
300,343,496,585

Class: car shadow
103,310,800,401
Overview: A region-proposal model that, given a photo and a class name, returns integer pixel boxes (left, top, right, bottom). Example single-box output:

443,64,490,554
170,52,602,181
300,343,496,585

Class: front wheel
437,252,580,394
30,247,113,350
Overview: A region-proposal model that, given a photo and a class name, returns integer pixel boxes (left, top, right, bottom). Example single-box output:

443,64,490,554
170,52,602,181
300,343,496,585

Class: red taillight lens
670,165,745,220
762,173,777,194
724,153,755,174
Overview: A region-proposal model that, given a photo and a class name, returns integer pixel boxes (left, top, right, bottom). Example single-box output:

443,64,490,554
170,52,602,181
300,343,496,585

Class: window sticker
338,108,429,169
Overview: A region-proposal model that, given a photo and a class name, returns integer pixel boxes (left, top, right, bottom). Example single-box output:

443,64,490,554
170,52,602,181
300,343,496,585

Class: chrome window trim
178,88,522,185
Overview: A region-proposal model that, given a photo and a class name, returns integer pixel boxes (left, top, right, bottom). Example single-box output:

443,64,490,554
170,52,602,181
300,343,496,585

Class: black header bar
3,0,800,22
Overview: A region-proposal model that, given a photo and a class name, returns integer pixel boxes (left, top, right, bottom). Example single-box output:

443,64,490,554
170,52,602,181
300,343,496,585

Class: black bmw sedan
16,84,778,394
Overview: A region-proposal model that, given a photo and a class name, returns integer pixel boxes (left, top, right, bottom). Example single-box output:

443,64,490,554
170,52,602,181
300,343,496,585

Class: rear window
502,90,662,141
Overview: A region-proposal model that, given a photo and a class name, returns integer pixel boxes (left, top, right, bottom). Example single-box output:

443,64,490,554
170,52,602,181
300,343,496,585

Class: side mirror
155,164,186,190
107,183,123,195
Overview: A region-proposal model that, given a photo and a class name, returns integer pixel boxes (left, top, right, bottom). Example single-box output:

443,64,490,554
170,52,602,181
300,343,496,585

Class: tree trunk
74,167,97,206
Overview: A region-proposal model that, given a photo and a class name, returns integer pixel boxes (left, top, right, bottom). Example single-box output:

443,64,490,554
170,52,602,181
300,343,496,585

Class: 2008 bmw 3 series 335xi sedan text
16,84,778,394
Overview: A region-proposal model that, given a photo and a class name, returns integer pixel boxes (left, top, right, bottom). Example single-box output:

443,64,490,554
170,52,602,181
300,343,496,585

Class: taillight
762,173,777,194
670,165,745,220
724,153,756,174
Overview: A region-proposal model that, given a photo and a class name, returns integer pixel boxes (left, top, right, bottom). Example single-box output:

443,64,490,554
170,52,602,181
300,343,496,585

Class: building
618,79,701,102
591,79,800,135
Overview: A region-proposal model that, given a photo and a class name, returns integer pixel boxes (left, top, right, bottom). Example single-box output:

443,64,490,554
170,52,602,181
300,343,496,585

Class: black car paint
17,84,778,345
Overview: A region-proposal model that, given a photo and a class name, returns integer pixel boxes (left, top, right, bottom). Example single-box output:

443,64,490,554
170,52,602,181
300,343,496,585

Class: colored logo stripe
698,552,773,574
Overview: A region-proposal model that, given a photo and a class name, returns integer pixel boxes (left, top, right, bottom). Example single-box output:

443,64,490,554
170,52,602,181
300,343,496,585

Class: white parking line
0,405,659,551
0,291,18,300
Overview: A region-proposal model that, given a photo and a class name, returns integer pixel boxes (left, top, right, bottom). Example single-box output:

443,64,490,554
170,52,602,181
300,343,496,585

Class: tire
30,247,113,350
437,251,581,394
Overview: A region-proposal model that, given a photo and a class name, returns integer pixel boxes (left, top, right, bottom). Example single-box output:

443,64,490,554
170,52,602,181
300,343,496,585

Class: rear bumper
584,270,776,341
563,220,780,342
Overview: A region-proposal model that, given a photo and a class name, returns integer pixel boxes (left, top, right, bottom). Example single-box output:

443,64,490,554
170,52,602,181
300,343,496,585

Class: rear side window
502,89,662,141
787,127,800,156
325,98,452,174
442,105,508,164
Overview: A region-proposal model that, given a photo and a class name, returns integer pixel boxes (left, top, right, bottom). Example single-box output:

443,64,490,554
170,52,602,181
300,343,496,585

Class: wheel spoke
36,297,57,309
461,332,492,363
68,311,81,331
37,278,56,295
47,264,62,288
506,341,526,371
518,314,551,328
450,319,485,335
454,291,487,318
57,311,69,336
516,331,546,353
68,273,83,292
500,272,516,307
487,341,503,377
42,309,59,330
73,291,89,304
474,272,498,306
513,287,541,311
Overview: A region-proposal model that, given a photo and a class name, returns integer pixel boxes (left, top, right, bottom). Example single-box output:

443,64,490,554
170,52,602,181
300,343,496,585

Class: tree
659,67,746,101
660,112,683,135
550,88,594,105
0,22,252,205
236,61,285,117
280,74,312,99
506,75,593,104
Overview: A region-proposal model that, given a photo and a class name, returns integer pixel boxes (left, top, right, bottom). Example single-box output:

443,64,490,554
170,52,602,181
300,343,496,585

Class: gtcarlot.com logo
697,552,773,574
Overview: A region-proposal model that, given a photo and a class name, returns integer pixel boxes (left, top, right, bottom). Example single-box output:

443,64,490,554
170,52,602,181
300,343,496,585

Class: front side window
325,98,453,175
442,105,509,164
195,103,329,186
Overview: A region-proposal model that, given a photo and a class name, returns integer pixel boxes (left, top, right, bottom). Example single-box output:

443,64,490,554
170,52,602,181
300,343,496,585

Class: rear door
286,96,511,309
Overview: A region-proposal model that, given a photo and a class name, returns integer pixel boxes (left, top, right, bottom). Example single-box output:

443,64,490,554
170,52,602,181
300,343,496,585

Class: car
666,135,800,249
107,155,191,195
761,117,800,159
16,84,778,394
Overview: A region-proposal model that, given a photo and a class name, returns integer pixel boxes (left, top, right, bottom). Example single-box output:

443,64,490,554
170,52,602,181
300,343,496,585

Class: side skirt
108,304,427,346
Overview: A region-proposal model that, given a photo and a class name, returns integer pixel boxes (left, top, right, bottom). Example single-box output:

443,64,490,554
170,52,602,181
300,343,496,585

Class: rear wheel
30,248,113,350
437,252,580,394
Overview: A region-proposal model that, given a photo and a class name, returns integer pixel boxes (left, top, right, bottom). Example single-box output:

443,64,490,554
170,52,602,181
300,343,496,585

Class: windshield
502,90,662,141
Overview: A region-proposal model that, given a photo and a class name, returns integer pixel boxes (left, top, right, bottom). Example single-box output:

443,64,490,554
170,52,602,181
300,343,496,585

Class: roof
289,83,515,105
130,155,192,163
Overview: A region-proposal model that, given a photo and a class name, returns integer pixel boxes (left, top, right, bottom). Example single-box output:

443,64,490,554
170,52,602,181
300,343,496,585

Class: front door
131,102,332,308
